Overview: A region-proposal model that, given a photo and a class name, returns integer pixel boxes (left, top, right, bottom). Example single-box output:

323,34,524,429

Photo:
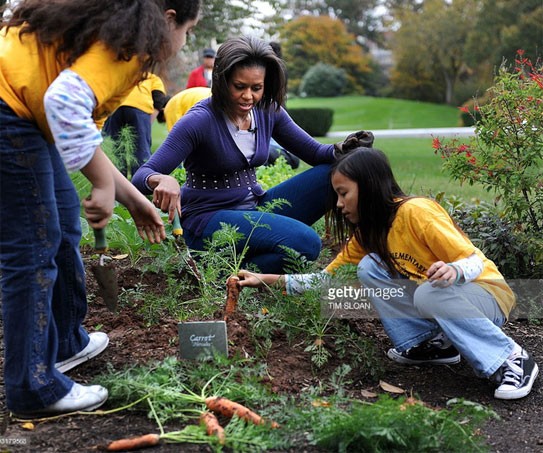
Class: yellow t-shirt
119,73,165,114
164,86,211,131
325,197,515,318
0,25,141,141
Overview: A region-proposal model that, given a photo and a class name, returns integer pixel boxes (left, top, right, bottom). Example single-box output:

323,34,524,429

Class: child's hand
127,198,166,244
237,270,285,289
83,187,114,229
426,261,459,287
237,270,266,288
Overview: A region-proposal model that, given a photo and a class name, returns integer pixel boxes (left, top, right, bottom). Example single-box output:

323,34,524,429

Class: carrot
106,433,160,451
224,275,241,319
199,411,226,445
205,396,280,429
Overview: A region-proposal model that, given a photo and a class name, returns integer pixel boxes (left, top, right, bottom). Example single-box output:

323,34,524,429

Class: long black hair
211,35,287,114
329,147,409,275
3,0,200,76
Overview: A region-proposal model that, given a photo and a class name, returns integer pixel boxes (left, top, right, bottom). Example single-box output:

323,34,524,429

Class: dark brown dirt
1,251,542,452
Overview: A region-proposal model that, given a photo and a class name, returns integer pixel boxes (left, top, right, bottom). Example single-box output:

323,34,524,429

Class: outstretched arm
237,270,284,289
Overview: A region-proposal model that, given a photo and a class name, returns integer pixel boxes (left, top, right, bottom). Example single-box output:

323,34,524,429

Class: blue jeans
0,100,89,411
357,254,513,377
183,164,332,273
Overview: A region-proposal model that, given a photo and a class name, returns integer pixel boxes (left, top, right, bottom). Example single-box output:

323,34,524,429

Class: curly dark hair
211,35,287,114
2,0,200,76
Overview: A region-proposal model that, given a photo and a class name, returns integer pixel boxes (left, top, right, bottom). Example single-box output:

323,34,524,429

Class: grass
151,95,493,202
286,95,462,131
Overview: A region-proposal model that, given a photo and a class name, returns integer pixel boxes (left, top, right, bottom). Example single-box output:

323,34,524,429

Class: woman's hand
427,261,459,287
148,174,181,223
237,270,283,289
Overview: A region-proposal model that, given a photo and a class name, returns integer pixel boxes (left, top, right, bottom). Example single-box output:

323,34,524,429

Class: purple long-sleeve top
132,97,335,236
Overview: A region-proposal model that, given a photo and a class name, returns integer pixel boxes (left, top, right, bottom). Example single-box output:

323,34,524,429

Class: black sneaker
387,340,461,365
494,349,539,400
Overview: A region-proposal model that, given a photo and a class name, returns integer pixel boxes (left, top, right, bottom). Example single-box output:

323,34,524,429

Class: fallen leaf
361,389,378,398
21,422,34,430
113,254,129,260
311,399,332,407
379,380,405,394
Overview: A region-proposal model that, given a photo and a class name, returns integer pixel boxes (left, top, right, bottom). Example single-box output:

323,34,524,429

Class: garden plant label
178,321,228,360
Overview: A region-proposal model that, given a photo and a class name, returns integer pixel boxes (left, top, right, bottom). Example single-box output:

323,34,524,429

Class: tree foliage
389,0,479,104
388,0,542,105
280,15,372,95
465,0,543,69
281,0,381,42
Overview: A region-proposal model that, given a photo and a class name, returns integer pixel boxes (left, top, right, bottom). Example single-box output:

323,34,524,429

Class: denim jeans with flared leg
183,163,332,274
0,99,90,412
357,253,513,377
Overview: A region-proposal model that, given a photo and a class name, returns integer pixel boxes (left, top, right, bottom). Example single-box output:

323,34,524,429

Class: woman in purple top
133,35,362,273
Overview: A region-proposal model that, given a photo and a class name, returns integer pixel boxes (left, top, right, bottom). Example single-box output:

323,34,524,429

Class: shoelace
500,355,525,387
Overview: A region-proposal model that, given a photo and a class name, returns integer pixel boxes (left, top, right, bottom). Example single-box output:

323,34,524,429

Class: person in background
162,86,211,131
0,0,200,417
132,35,370,274
186,47,215,88
103,73,170,177
238,147,539,401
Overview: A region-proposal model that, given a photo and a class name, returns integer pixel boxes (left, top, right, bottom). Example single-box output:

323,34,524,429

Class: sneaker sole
387,348,461,365
13,397,108,419
494,363,539,400
56,334,110,373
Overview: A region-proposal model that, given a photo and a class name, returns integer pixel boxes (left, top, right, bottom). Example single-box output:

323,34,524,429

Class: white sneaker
15,383,108,418
55,332,109,373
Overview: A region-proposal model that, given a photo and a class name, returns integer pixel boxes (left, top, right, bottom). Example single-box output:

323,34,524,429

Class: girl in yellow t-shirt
239,147,538,401
0,0,200,417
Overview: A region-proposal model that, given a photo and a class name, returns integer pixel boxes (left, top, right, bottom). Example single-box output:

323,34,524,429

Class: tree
280,15,373,94
389,0,479,104
465,0,543,68
282,0,381,42
166,0,255,92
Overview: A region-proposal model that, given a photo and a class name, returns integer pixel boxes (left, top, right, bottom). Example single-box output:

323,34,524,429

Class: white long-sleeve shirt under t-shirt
44,69,102,173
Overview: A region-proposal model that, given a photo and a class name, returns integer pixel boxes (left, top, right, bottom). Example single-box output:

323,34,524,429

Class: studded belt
185,168,258,190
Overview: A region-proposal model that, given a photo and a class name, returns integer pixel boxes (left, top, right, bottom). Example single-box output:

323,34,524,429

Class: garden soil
1,250,542,453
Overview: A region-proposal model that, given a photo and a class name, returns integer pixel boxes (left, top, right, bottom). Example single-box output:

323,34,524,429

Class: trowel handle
93,228,108,254
172,211,183,237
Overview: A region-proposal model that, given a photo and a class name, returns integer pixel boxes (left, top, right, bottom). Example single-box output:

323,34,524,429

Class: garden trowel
91,227,118,312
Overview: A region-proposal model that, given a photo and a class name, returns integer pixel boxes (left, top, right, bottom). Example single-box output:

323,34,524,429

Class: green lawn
286,95,461,131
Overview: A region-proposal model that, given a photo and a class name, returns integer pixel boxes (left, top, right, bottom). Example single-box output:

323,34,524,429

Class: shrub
299,63,347,97
287,108,334,137
434,50,543,278
458,97,483,126
448,201,533,279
